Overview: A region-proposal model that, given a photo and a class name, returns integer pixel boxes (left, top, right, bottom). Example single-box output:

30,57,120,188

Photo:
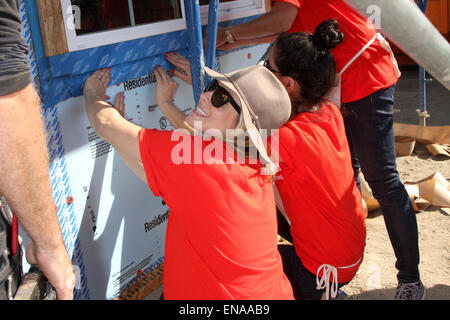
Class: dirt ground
342,144,450,300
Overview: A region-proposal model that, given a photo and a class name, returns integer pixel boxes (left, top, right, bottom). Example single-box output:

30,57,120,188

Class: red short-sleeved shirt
139,128,294,300
272,0,399,103
272,102,366,283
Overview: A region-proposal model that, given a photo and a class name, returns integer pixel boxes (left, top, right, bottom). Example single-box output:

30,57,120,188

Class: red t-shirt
272,101,366,283
139,128,294,299
272,0,399,103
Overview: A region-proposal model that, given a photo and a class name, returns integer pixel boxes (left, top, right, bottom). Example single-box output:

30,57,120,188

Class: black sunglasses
263,59,281,74
204,79,241,115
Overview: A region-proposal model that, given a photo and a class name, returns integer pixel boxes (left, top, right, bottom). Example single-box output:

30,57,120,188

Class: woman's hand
83,68,112,102
165,52,192,85
154,65,179,108
84,68,126,118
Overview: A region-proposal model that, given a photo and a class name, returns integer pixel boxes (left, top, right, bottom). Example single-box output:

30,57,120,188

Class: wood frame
35,0,268,56
60,0,187,52
36,0,69,56
199,0,267,25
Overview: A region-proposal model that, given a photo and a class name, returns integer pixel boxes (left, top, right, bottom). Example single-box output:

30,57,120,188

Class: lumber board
36,0,69,56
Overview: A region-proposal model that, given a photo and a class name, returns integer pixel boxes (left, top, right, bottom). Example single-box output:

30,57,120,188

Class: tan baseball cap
203,65,291,174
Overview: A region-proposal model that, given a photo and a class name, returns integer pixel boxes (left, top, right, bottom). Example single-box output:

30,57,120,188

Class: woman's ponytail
311,19,344,51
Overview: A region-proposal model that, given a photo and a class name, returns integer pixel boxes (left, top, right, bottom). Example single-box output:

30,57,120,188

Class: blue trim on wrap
22,0,45,60
184,0,206,105
23,1,261,109
38,30,190,108
205,0,219,70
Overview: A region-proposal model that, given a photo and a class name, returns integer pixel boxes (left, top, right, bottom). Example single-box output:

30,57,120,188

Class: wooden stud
36,0,69,56
265,0,271,12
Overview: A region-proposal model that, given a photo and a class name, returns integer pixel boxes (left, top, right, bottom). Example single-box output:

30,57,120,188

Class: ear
283,76,298,95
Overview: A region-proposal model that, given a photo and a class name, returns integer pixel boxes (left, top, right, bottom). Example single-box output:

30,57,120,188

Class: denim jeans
342,84,420,283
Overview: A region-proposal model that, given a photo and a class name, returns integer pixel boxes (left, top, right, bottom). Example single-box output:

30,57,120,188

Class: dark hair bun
312,19,344,50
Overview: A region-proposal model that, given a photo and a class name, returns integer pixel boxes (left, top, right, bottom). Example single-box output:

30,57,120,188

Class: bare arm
214,2,298,49
154,64,194,134
0,84,75,300
83,69,146,182
217,34,279,51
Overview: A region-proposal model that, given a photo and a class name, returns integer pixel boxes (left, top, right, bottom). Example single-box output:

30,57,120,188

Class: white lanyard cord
316,257,362,300
339,33,378,76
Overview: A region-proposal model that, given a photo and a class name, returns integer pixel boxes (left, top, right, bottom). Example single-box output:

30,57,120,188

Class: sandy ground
342,143,450,300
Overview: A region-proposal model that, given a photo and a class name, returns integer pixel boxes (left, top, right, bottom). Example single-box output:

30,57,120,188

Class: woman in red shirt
214,0,423,300
166,20,366,300
267,21,366,300
82,64,294,299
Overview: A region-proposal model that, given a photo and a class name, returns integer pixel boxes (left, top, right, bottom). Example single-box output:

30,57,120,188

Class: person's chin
186,114,205,129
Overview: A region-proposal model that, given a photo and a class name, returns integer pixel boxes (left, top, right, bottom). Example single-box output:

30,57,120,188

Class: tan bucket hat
203,65,291,175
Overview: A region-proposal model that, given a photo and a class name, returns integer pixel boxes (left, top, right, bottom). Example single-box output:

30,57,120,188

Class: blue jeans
342,84,420,283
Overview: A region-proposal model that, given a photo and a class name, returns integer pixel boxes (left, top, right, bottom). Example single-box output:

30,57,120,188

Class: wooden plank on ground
115,263,164,300
394,123,450,145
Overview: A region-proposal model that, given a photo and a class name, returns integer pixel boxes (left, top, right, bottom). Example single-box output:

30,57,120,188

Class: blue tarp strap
184,0,206,105
205,0,220,83
184,0,220,105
